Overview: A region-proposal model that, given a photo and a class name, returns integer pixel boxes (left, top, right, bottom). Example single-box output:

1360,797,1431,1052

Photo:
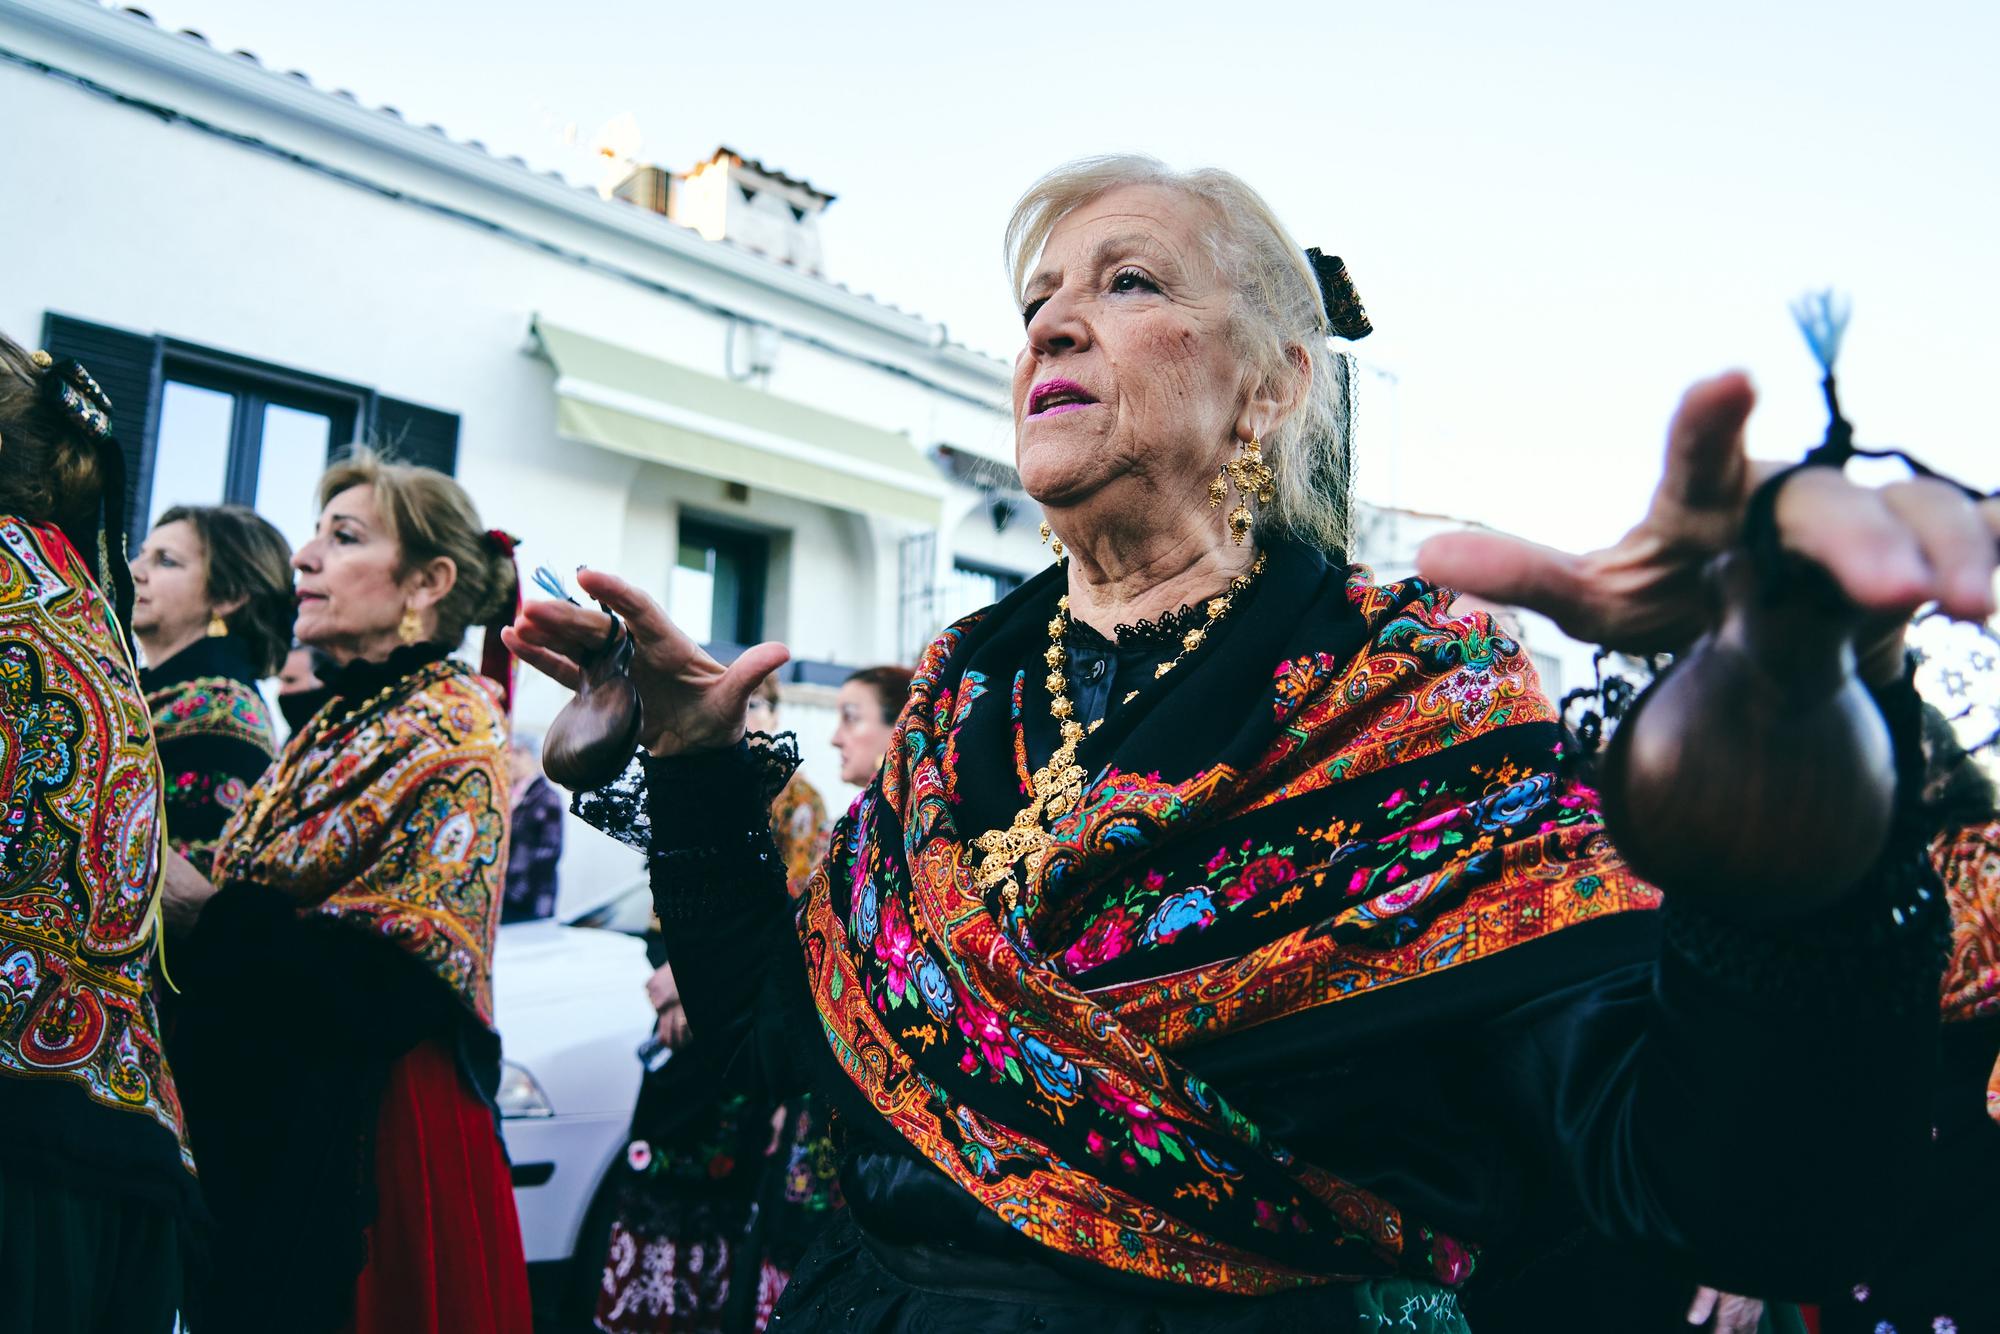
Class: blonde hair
317,447,517,646
1005,155,1355,554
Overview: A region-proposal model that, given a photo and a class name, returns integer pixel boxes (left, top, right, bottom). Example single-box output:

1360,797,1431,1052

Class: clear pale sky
131,0,1997,550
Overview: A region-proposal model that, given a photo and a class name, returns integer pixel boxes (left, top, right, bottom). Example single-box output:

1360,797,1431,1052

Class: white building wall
0,8,1048,912
0,3,1600,912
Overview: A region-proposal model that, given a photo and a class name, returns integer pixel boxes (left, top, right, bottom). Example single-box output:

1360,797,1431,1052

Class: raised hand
1417,372,1999,677
502,567,789,758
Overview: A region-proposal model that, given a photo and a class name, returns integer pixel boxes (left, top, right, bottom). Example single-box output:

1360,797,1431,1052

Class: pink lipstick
1028,378,1099,420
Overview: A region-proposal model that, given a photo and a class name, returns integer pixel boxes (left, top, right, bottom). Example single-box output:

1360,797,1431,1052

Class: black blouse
581,623,1947,1329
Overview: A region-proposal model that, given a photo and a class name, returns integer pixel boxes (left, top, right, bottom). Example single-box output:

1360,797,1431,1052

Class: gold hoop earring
206,613,229,639
398,605,423,645
1214,433,1275,546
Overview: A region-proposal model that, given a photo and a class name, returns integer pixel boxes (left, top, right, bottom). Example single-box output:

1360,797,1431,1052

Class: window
673,519,768,649
941,558,1023,626
148,358,361,553
40,314,460,549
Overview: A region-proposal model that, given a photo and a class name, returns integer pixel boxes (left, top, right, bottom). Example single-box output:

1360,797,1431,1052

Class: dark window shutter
372,397,460,476
39,313,162,545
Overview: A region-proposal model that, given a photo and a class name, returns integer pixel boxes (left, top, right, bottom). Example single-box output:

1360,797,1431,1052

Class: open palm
503,567,789,757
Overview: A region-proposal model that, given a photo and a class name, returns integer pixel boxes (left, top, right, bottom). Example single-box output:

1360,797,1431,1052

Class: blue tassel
1790,290,1852,374
532,565,578,604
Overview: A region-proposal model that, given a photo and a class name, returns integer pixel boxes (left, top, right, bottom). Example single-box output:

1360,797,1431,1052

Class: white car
492,879,656,1305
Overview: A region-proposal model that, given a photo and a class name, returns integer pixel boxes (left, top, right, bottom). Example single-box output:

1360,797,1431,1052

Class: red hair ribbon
481,531,523,713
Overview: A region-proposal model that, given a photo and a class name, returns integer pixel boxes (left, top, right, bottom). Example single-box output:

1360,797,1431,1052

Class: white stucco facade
0,0,1058,902
0,0,1598,911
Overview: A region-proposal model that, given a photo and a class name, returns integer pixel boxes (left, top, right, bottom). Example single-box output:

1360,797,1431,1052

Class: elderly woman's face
291,484,415,663
1013,185,1252,519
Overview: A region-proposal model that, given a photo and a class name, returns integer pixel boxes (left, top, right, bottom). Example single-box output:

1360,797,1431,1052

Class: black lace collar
320,641,455,703
1111,601,1209,651
1069,600,1210,656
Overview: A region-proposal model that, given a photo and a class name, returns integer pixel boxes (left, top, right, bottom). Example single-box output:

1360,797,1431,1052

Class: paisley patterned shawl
772,770,830,902
799,540,1660,1295
1933,818,2000,1122
0,518,189,1166
210,659,511,1025
146,667,278,876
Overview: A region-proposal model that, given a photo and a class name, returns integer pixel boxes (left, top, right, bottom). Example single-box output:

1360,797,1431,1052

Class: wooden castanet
542,617,643,792
1600,550,1896,918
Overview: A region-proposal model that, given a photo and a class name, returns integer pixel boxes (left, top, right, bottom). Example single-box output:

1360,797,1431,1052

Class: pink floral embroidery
1089,1076,1175,1151
953,987,1018,1078
1226,854,1299,905
873,892,918,997
1062,906,1140,974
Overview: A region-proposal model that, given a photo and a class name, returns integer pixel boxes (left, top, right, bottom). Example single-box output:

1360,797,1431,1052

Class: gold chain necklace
234,659,452,851
970,552,1266,913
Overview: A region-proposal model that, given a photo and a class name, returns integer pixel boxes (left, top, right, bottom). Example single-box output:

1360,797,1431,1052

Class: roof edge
6,0,1008,386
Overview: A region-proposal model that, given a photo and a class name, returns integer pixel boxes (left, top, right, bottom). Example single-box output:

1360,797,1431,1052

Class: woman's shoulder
147,672,278,754
398,659,510,753
0,515,92,606
1319,563,1540,679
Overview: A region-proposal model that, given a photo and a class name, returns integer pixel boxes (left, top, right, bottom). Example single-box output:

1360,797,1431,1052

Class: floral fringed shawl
1934,819,2000,1123
209,655,512,1024
143,639,278,877
799,540,1661,1295
0,518,189,1167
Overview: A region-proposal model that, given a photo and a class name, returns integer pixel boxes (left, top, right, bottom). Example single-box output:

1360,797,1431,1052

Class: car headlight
496,1059,555,1118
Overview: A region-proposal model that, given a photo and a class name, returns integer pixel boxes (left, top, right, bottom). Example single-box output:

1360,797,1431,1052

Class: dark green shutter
39,313,163,545
372,397,459,476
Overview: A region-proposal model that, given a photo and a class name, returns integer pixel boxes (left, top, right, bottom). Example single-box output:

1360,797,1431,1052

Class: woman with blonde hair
163,448,531,1334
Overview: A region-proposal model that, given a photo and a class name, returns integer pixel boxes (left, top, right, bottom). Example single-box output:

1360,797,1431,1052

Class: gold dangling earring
397,605,423,646
1219,433,1276,546
1039,519,1063,560
1039,520,1051,545
206,612,228,639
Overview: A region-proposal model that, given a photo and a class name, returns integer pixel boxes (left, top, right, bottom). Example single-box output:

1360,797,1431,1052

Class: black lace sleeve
571,731,801,922
1477,663,1950,1297
571,732,814,1105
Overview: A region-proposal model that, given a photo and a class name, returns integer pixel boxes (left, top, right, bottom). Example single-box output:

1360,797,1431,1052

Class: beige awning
533,318,944,527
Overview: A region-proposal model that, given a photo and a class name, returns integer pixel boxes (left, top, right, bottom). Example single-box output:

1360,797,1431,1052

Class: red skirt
343,1040,534,1334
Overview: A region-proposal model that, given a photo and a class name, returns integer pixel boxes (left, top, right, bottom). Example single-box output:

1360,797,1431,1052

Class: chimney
611,165,674,215
666,147,834,276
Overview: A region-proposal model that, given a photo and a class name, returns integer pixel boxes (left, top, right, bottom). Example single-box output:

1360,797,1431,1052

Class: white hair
1005,155,1356,555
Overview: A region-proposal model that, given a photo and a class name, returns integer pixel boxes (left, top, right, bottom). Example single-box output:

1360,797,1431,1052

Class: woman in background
503,729,565,924
0,333,195,1332
273,639,330,731
596,671,858,1334
829,664,913,789
162,449,530,1334
132,504,291,875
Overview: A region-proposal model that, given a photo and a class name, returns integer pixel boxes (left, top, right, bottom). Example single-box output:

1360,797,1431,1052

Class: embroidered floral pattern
798,557,1659,1295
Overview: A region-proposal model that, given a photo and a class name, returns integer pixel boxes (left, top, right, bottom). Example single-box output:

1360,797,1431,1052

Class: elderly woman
132,504,292,875
0,334,195,1331
163,450,531,1334
511,157,1999,1331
